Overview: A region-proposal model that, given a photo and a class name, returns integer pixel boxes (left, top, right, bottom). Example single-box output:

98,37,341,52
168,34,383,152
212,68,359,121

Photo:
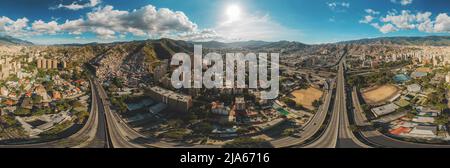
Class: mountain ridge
0,35,33,45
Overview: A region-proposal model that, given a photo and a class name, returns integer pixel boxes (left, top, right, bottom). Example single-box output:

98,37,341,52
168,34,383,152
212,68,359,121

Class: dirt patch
362,84,401,105
290,87,323,110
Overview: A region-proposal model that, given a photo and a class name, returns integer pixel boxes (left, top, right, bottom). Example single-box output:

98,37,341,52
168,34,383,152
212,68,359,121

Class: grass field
362,84,400,105
291,87,323,110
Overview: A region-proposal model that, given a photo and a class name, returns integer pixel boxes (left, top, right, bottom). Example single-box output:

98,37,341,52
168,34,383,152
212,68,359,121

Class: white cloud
31,20,61,35
381,10,416,29
433,13,450,33
53,0,102,11
390,0,413,6
177,29,223,41
60,19,85,35
360,15,374,24
78,5,198,38
365,9,380,15
44,5,198,39
0,17,29,37
361,9,450,34
359,9,380,24
371,23,398,33
92,27,116,39
327,1,350,12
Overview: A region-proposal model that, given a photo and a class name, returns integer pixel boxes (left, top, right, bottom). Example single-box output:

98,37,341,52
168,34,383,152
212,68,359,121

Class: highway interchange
2,58,450,148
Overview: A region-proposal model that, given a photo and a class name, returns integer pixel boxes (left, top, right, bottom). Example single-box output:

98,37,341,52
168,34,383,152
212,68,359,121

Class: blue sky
0,0,449,44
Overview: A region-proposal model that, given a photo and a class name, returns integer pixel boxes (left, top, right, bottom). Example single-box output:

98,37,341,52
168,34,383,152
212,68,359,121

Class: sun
226,5,241,22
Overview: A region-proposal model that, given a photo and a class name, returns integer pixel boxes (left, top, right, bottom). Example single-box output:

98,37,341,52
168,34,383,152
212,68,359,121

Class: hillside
0,35,33,45
338,36,450,46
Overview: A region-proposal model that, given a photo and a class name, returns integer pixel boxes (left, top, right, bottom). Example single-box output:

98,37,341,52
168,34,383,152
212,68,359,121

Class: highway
335,62,369,148
303,64,341,148
304,56,369,148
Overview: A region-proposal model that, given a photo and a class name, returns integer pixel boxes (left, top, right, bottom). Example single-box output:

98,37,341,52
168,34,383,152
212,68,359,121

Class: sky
0,0,449,44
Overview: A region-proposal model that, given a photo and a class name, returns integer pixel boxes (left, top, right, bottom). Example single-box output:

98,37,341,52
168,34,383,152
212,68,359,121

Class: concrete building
407,84,422,93
37,59,61,69
147,86,192,113
371,103,399,117
0,58,22,80
408,125,437,138
235,97,245,111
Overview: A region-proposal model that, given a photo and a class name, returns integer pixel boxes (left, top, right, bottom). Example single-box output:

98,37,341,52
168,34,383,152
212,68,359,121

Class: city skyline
0,0,449,45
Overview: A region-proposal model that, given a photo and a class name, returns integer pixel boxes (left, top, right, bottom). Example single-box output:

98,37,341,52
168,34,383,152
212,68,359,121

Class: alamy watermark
170,45,279,99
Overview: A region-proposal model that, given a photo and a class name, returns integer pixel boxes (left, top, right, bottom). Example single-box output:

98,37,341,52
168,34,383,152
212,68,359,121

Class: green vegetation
33,107,53,116
72,110,89,124
167,119,185,128
39,121,72,137
111,77,124,88
0,115,18,127
281,97,296,107
14,107,31,116
348,71,394,88
312,99,323,108
192,122,214,135
160,129,189,140
223,137,272,148
435,114,449,125
32,95,43,104
282,128,295,136
110,96,128,113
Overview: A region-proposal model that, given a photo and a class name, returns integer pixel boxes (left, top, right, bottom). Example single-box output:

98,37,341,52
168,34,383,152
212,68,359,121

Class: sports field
362,84,400,105
291,87,323,110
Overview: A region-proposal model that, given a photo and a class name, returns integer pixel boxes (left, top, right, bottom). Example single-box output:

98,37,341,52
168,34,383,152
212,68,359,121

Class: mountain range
338,36,450,46
0,35,33,45
2,35,450,48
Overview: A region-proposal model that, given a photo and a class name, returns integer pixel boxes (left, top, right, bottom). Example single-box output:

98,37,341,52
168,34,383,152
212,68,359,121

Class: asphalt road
335,62,369,148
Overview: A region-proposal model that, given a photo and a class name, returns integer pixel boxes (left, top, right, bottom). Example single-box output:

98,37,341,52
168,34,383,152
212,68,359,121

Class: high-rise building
52,60,58,69
37,59,62,69
235,97,245,111
37,59,43,69
62,61,67,69
47,59,52,69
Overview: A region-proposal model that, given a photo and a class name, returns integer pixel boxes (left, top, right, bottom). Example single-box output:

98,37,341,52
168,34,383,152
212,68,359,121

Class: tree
160,129,189,140
14,108,32,116
0,115,18,127
312,100,323,108
281,97,296,107
32,95,43,104
223,137,272,148
435,114,449,125
193,122,214,135
282,128,295,136
167,119,184,128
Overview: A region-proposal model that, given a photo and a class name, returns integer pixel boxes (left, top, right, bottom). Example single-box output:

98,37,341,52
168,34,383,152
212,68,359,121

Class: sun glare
226,5,241,22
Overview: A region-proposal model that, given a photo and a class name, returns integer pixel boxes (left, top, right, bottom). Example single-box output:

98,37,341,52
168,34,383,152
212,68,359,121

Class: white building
407,84,422,93
371,103,399,117
408,125,437,138
412,116,435,123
